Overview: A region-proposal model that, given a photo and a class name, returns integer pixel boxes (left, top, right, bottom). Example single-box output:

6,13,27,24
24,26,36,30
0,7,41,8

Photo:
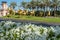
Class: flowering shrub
0,21,60,40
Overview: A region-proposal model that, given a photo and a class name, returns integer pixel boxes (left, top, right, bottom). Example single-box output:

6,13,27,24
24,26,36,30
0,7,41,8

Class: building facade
0,1,9,17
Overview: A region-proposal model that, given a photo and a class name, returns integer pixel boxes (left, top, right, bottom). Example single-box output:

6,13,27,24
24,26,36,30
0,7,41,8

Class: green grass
2,15,60,23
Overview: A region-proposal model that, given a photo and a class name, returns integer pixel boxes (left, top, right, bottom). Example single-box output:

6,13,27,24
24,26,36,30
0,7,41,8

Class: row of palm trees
9,0,60,16
22,0,60,16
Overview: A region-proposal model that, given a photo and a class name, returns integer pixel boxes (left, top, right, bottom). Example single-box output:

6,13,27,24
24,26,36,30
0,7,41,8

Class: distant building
0,1,9,17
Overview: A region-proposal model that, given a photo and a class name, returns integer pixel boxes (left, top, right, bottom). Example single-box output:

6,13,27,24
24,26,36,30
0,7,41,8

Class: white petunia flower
0,21,60,40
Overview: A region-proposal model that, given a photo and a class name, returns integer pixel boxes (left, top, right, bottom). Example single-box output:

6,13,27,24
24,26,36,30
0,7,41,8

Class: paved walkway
0,18,60,26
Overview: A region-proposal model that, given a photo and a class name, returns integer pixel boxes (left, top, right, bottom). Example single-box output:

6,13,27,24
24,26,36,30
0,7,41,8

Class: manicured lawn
2,15,60,23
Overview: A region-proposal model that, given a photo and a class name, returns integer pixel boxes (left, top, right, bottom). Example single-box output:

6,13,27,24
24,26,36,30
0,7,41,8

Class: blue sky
0,0,31,10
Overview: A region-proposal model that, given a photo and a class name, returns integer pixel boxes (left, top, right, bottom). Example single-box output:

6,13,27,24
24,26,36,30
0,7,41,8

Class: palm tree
45,0,51,16
10,2,17,15
58,1,60,11
39,0,46,16
21,1,27,9
10,2,17,9
26,3,31,10
51,0,59,16
27,0,36,10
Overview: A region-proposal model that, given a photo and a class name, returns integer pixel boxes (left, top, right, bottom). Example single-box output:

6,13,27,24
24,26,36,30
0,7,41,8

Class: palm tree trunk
48,7,50,16
54,6,56,16
43,8,45,16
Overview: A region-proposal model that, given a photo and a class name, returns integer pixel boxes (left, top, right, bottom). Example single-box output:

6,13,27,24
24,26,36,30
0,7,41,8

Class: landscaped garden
0,21,60,40
0,0,60,40
0,0,60,23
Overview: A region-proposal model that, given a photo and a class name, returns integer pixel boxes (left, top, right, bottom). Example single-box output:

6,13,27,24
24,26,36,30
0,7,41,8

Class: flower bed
0,21,60,40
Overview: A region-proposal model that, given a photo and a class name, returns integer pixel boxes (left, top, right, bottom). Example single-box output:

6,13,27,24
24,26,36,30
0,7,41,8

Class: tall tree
51,0,59,16
10,2,17,15
10,2,17,9
58,1,60,11
21,1,27,9
45,0,51,16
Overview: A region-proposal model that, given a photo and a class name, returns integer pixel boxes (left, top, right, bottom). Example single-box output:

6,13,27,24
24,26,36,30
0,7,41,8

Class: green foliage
48,30,55,38
10,2,17,9
9,9,15,15
39,27,44,34
0,21,60,40
21,1,27,8
20,0,60,16
56,34,60,39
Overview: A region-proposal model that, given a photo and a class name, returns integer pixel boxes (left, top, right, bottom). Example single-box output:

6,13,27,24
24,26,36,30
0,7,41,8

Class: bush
6,15,11,17
0,21,60,40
